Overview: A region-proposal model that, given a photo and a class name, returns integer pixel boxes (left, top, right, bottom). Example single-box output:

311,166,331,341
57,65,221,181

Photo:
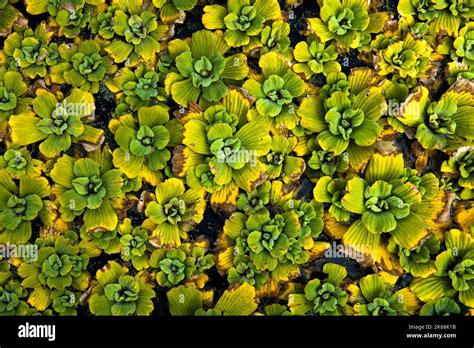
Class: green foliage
0,0,473,318
289,263,349,315
0,148,42,178
150,242,214,288
376,34,432,78
165,30,249,106
0,280,29,315
308,0,386,49
89,261,155,315
110,105,177,185
50,155,124,232
351,274,412,315
180,91,271,192
9,89,103,158
3,23,59,78
51,40,116,93
294,36,340,78
167,283,258,315
411,229,474,308
441,147,474,199
0,68,31,121
18,232,91,311
144,178,205,247
108,64,167,111
243,52,305,132
104,0,168,64
202,0,281,51
153,0,197,22
0,170,51,244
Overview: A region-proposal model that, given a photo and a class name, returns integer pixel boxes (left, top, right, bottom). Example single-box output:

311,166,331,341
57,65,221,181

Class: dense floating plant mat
0,0,473,317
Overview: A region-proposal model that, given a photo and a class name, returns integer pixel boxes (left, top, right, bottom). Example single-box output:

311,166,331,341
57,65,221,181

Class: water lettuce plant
0,0,473,318
288,263,350,315
202,0,281,51
178,91,271,194
394,82,474,151
316,153,442,266
308,147,349,177
0,0,21,34
411,229,474,308
109,105,177,185
153,0,197,22
419,298,461,316
3,23,59,79
18,232,91,311
307,0,387,49
104,0,168,64
88,260,155,315
259,20,290,55
299,82,387,168
118,219,151,270
216,205,318,283
441,147,474,200
0,171,51,244
0,68,31,122
50,40,117,93
9,89,103,158
167,283,258,315
349,274,418,315
398,0,474,36
150,242,214,288
0,280,29,315
165,30,249,106
50,155,124,232
0,148,42,178
144,178,205,247
375,33,432,79
107,64,167,111
293,36,341,78
264,135,306,183
243,52,305,132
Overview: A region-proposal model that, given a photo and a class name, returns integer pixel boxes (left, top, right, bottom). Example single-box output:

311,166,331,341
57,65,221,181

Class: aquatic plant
3,23,59,79
110,105,177,185
0,171,51,244
165,30,249,106
349,274,418,315
293,37,341,78
307,0,387,49
153,0,197,22
441,147,474,200
243,52,305,132
18,232,91,311
167,283,258,315
411,229,474,308
104,0,168,64
288,263,350,315
9,89,103,158
394,82,474,151
0,0,472,319
144,178,205,247
89,261,155,315
51,40,117,93
202,0,281,51
0,68,31,122
299,86,386,168
50,155,124,232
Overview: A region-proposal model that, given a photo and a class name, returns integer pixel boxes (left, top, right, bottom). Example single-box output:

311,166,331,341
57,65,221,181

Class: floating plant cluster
0,0,473,316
